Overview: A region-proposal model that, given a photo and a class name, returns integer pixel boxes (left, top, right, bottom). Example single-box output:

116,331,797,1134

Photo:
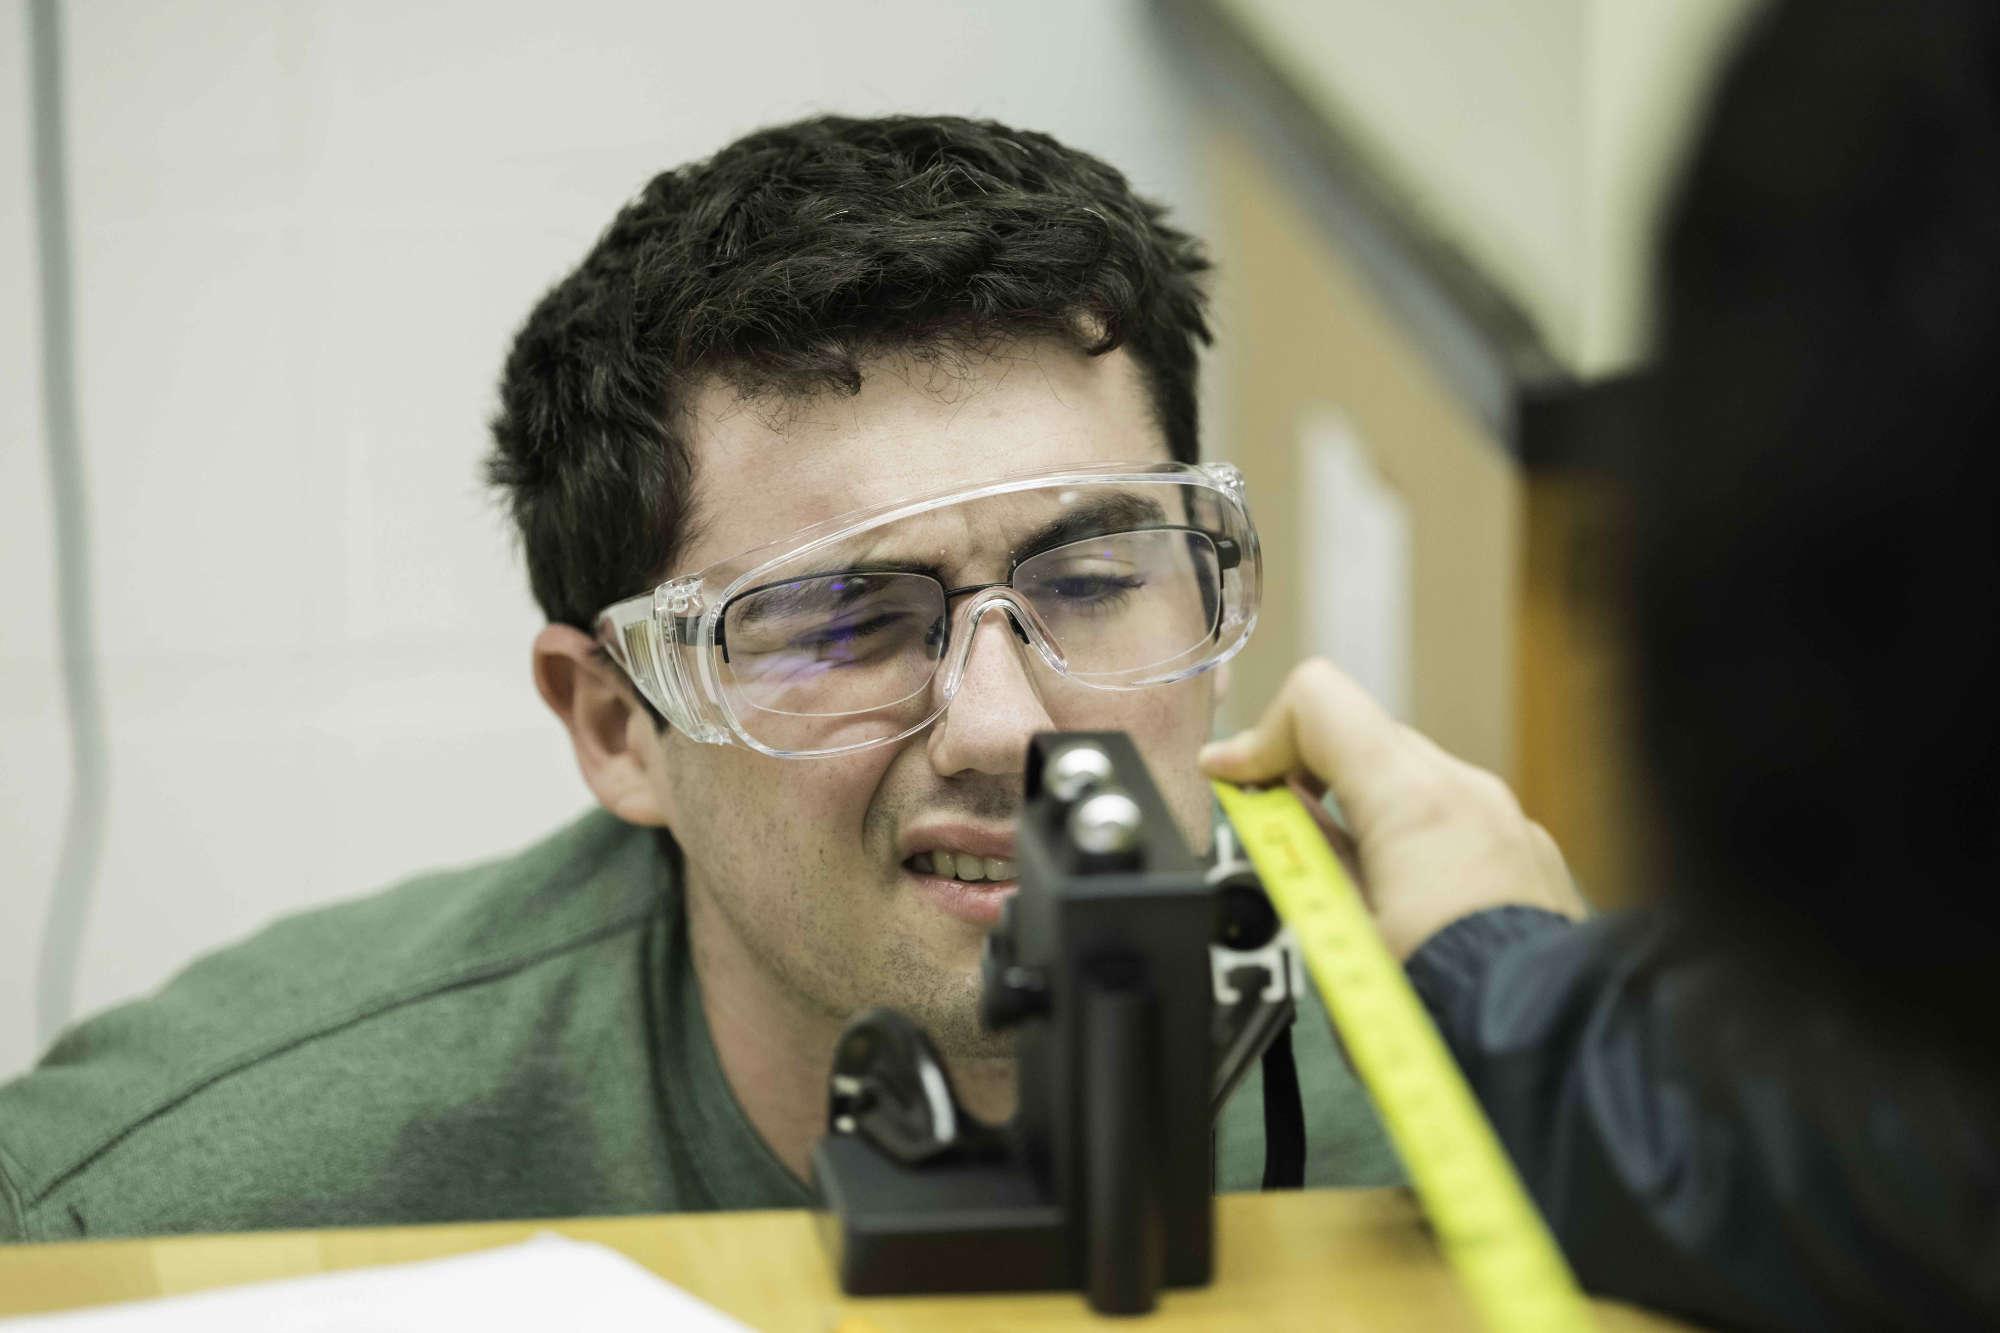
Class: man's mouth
899,827,1020,927
903,850,1019,883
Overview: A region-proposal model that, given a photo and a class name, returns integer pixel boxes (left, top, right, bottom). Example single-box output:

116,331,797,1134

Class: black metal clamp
812,732,1304,1315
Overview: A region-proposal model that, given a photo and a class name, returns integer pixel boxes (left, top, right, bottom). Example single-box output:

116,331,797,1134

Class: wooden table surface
0,1188,1693,1330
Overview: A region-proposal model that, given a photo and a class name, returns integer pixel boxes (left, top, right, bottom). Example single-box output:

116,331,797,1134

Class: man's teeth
910,851,1018,882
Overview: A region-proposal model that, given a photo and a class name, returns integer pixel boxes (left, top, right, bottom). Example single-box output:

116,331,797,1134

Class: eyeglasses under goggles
596,461,1261,758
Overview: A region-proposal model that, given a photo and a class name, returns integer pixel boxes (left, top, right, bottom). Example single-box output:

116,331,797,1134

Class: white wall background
2,0,1208,1080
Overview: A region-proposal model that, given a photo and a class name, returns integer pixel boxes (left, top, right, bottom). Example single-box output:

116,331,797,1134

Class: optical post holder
814,732,1292,1314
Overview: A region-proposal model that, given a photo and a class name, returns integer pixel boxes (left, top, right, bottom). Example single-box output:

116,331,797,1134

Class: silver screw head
1069,790,1143,855
1046,744,1115,802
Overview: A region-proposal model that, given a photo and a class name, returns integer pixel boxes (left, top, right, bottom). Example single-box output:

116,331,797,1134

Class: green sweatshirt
0,810,1399,1242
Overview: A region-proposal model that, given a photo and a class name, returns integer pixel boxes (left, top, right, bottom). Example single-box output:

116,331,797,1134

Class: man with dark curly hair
0,116,1396,1242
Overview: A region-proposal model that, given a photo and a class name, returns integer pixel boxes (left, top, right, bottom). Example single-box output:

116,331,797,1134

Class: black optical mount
811,732,1304,1315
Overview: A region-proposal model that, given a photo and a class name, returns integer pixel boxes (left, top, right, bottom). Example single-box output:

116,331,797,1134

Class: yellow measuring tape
1212,779,1596,1332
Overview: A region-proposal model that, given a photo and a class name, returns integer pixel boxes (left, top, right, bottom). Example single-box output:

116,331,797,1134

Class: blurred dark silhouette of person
1202,1,2000,1327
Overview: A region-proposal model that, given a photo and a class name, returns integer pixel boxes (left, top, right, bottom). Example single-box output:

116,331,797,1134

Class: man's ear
533,624,674,828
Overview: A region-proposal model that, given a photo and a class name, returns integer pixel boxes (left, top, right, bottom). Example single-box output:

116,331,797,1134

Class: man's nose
926,603,1057,779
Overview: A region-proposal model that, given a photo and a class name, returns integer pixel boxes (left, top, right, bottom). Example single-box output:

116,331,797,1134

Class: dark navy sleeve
1403,906,1999,1331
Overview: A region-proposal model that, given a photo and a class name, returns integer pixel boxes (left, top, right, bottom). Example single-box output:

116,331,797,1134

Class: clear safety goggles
596,461,1261,758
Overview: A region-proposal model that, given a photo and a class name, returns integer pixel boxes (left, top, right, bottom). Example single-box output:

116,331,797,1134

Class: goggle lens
716,526,1229,753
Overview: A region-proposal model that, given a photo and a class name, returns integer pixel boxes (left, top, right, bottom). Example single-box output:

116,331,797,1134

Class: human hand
1200,659,1586,960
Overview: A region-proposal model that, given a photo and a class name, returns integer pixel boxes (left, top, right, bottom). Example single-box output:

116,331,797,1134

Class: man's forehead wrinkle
833,504,983,573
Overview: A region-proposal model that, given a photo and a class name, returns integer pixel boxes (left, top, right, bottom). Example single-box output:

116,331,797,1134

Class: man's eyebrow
1010,493,1168,565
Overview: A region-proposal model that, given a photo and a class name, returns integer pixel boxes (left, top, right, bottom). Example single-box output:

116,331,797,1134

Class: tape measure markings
1212,779,1595,1333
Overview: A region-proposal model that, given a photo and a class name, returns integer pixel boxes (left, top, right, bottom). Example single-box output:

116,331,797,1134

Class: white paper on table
0,1233,752,1332
1298,410,1413,719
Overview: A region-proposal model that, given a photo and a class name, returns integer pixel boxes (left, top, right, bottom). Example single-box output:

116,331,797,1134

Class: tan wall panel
1518,476,1646,903
1205,125,1521,779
